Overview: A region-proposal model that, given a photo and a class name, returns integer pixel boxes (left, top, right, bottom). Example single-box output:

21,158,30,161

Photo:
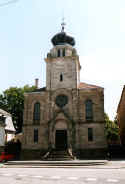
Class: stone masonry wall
22,87,107,153
46,57,79,90
117,88,125,145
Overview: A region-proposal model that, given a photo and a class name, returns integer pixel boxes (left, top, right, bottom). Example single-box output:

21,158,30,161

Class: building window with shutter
85,99,93,121
33,102,40,124
88,128,93,141
34,128,38,143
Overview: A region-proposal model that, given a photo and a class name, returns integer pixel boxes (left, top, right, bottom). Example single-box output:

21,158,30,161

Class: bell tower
45,22,81,91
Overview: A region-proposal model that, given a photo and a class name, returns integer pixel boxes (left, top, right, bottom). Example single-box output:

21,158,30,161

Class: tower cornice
45,55,79,62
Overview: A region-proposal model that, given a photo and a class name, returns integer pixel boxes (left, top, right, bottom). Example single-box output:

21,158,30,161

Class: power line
0,0,19,7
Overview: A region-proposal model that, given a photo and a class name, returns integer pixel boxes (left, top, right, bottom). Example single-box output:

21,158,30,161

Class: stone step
42,149,74,161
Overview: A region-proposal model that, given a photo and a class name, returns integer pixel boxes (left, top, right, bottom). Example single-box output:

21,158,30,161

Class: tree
104,113,119,143
0,85,36,133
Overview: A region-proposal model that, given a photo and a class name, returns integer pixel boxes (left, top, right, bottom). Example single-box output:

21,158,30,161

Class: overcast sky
0,0,125,120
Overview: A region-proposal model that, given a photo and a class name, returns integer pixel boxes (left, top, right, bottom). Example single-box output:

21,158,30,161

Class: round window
55,95,68,108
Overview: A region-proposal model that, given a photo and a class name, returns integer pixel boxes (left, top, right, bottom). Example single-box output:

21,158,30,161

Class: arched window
62,48,65,57
33,102,40,122
85,100,93,121
60,73,63,82
57,49,61,57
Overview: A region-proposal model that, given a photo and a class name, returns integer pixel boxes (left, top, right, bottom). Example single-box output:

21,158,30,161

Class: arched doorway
55,120,68,150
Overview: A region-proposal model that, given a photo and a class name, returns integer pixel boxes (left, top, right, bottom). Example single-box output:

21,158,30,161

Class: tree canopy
0,85,36,133
104,113,119,143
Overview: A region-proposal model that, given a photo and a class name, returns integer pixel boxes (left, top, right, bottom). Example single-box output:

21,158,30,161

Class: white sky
0,0,125,120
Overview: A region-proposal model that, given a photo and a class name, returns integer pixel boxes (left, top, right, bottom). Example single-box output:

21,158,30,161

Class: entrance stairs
42,149,75,161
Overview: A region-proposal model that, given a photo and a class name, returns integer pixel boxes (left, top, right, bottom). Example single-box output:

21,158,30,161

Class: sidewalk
0,163,4,168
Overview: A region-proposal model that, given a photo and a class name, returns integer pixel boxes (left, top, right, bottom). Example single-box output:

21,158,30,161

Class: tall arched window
33,102,40,123
85,100,93,121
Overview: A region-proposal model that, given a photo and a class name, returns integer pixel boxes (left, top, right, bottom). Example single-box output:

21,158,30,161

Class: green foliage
104,113,119,142
0,85,36,132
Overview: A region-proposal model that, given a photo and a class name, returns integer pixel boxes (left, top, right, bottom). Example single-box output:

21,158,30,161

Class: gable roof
78,82,103,90
5,116,15,132
0,109,15,132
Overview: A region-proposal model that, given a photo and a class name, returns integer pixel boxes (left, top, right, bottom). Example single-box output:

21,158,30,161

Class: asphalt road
0,161,125,184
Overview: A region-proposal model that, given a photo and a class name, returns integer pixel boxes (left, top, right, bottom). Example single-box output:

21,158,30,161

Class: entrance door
55,130,67,150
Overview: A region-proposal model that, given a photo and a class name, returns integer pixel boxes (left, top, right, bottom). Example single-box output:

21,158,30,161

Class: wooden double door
55,130,67,150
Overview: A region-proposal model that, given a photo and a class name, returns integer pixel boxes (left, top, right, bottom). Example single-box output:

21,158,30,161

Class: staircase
42,149,75,161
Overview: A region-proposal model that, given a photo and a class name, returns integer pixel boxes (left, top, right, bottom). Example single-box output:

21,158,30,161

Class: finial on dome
51,19,75,46
61,17,66,32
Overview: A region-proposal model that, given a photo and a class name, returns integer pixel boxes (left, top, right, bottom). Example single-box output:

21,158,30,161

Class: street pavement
0,160,125,183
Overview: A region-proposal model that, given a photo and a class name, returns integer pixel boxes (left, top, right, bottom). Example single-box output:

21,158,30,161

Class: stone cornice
78,121,106,125
45,55,79,62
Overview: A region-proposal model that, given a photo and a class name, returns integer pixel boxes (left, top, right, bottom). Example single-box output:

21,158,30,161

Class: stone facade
22,28,107,159
117,85,125,146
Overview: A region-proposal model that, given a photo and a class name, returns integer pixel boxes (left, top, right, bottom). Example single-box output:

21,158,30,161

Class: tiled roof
33,87,46,92
26,87,46,93
78,82,103,89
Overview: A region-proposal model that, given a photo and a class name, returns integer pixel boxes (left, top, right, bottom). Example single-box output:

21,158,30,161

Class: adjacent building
117,85,125,146
0,109,15,153
22,25,107,159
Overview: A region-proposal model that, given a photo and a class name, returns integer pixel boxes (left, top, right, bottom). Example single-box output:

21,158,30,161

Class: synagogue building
22,24,107,159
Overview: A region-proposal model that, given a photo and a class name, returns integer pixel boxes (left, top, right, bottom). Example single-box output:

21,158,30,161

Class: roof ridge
78,82,103,89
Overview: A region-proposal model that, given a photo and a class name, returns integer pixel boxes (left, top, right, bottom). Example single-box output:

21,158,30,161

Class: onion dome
51,32,75,46
51,20,75,46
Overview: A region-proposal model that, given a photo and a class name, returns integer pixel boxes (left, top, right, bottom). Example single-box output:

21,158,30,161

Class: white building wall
0,128,5,146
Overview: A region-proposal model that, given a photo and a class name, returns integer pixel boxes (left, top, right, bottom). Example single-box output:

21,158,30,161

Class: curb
4,160,108,168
